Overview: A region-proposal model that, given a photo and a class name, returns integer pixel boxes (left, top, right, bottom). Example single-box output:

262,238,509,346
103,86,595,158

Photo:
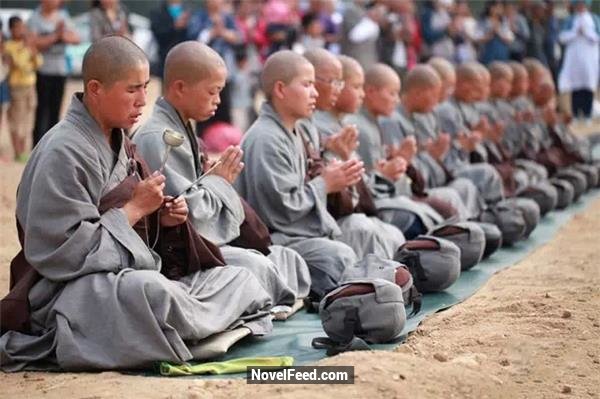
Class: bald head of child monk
532,78,556,108
261,50,318,130
476,64,491,101
334,55,365,115
523,58,552,99
363,63,401,117
163,41,227,122
454,62,484,103
508,61,529,98
489,61,514,99
82,35,149,135
401,64,442,114
428,57,456,102
304,48,344,112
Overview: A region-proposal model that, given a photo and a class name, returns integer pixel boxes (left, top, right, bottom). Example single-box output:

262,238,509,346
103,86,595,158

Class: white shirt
558,11,600,93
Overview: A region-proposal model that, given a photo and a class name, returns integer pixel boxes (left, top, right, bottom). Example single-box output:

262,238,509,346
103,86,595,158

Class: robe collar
260,101,303,136
64,93,126,170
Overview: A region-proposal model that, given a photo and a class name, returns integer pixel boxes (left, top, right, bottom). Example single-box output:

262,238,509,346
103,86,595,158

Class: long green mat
171,189,599,378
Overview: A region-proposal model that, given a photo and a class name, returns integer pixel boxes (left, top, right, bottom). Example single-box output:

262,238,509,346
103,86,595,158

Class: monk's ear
272,80,287,101
173,80,186,97
86,79,102,98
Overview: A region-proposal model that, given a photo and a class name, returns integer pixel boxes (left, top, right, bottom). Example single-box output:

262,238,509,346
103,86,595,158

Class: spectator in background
28,0,80,146
379,0,421,76
234,0,269,61
0,20,10,161
261,0,301,57
542,0,560,81
525,1,550,67
453,0,478,63
89,0,131,42
188,0,242,126
420,0,456,61
150,0,191,78
305,0,341,52
230,45,254,131
293,12,326,53
558,0,600,121
5,16,43,162
505,0,530,61
340,0,382,69
477,0,514,64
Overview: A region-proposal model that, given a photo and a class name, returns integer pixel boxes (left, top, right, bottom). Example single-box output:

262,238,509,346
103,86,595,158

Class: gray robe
0,94,273,371
344,107,444,231
236,102,358,297
434,99,505,203
380,107,481,219
133,98,310,304
305,110,406,258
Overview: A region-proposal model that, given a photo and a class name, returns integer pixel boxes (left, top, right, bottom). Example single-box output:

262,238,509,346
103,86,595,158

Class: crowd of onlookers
0,0,598,161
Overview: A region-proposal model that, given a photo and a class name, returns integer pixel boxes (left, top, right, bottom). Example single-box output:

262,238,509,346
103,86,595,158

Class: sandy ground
0,83,599,398
0,162,599,398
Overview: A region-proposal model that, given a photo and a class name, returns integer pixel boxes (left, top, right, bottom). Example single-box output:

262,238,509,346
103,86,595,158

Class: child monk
134,41,311,307
474,62,559,215
298,48,406,259
343,63,446,237
380,64,483,221
236,50,368,299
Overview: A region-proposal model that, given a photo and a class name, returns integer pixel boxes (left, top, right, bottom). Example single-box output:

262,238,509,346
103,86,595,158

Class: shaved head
532,78,556,106
82,35,147,89
404,64,441,92
509,61,527,80
261,50,312,99
338,55,363,80
304,48,341,73
428,56,455,82
364,63,399,88
489,61,513,81
456,62,483,83
164,41,226,88
523,57,546,76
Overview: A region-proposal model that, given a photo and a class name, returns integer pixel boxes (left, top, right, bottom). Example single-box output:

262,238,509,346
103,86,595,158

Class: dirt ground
0,84,599,398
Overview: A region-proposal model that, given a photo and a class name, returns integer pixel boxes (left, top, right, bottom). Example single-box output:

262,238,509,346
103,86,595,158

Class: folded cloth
158,356,294,376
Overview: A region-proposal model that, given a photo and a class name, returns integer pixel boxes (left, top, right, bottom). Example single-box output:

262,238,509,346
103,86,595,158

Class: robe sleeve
252,133,328,227
133,129,243,245
21,141,154,282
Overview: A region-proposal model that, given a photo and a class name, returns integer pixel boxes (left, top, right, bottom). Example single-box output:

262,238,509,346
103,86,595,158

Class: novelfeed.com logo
247,366,355,384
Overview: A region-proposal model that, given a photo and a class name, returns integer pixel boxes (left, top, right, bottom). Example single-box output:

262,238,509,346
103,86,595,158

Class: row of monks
1,35,597,371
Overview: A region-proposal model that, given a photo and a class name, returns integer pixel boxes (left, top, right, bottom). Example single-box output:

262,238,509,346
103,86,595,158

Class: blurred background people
27,0,80,145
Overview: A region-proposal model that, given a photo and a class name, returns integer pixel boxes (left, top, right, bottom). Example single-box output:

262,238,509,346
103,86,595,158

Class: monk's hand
211,146,244,184
427,133,451,161
542,105,558,126
339,124,360,159
324,125,358,161
520,109,534,123
475,117,493,140
457,132,479,152
493,121,505,142
122,171,165,226
160,196,188,227
376,156,407,182
396,136,417,163
322,159,365,193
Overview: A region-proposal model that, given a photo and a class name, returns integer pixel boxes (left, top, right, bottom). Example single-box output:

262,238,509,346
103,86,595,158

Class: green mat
177,189,600,378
